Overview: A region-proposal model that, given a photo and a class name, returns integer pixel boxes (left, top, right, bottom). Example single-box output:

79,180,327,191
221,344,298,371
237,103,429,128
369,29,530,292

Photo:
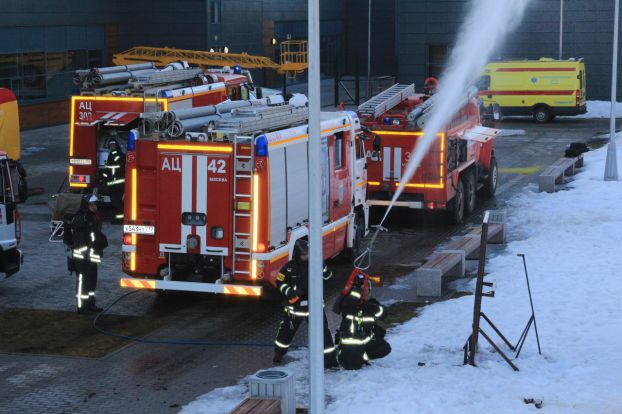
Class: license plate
123,225,155,235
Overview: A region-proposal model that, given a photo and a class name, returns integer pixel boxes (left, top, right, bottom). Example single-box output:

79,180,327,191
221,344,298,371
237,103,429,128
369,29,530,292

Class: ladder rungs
235,232,251,236
235,193,251,197
235,252,251,256
234,270,250,275
236,155,252,159
235,175,252,179
235,213,251,217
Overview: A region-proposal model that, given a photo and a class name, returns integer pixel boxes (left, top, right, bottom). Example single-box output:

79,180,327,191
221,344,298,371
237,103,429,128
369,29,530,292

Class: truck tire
449,178,465,224
483,157,498,197
464,171,476,215
533,106,551,123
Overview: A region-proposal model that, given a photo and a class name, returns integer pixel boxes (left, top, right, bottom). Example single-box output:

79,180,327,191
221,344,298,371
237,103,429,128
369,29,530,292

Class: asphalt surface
0,116,611,413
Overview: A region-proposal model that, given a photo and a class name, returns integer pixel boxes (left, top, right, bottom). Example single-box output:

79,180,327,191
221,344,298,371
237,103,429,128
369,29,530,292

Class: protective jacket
71,210,107,263
102,148,125,186
336,283,391,370
276,261,332,316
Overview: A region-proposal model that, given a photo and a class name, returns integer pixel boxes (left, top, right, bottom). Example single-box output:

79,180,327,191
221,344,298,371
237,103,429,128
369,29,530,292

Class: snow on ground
498,129,527,137
183,141,622,414
576,101,622,119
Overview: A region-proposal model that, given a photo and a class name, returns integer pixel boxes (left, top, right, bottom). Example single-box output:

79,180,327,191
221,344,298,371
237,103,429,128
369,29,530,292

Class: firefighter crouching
333,272,391,370
101,139,125,223
69,195,108,314
273,239,338,368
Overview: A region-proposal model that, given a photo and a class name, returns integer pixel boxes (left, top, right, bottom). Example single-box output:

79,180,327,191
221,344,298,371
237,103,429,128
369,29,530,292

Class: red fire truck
358,84,500,223
68,62,252,202
119,101,368,296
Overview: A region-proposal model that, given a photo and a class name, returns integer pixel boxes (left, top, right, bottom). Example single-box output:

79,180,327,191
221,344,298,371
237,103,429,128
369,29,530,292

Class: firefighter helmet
107,138,119,147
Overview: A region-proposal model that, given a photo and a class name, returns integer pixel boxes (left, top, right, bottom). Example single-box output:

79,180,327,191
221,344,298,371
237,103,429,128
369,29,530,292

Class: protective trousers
75,259,98,311
108,184,124,220
274,309,336,365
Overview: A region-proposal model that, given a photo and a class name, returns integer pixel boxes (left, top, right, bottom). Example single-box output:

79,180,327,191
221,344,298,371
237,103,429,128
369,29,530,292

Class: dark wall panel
395,0,621,99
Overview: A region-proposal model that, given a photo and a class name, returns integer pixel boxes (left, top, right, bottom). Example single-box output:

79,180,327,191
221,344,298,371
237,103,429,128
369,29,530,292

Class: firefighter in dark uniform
273,239,338,368
101,139,125,223
71,195,108,313
334,272,391,370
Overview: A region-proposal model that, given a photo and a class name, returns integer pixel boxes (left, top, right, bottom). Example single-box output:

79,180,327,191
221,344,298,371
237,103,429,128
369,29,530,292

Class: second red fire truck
358,83,500,223
119,99,368,296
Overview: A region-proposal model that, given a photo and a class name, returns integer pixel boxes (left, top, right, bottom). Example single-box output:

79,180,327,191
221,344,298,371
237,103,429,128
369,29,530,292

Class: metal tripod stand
514,253,542,358
463,211,519,371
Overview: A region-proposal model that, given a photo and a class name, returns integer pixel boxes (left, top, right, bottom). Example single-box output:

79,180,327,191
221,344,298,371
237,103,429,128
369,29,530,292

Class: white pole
367,0,372,99
605,0,620,181
559,0,564,60
307,0,325,412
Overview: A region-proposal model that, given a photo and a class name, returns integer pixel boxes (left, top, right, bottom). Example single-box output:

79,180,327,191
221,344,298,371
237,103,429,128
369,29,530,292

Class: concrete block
486,210,507,244
416,268,443,297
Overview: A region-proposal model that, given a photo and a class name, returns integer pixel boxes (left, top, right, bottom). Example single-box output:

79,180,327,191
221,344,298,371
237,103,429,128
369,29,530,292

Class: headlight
187,235,199,249
211,226,224,240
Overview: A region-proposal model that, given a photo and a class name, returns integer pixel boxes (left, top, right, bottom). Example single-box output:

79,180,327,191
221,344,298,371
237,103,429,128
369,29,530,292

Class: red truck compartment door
158,152,231,255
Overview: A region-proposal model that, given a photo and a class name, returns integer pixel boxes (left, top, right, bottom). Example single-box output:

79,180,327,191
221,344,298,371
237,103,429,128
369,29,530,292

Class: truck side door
0,160,20,277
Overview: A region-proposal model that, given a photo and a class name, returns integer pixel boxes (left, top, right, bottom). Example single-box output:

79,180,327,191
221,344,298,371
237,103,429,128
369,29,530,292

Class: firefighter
71,195,108,314
423,77,439,96
273,239,338,368
333,272,391,370
101,138,125,223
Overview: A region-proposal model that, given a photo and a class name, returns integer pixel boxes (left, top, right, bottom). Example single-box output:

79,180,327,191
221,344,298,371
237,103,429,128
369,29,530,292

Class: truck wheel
533,106,551,123
449,178,465,224
464,171,476,215
483,157,498,197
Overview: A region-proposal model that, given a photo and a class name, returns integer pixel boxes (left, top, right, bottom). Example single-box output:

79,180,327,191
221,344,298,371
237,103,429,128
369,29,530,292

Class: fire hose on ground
92,289,307,348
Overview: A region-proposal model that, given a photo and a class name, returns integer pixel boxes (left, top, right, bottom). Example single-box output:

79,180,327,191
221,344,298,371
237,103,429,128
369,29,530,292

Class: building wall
0,0,121,127
344,0,396,76
395,0,621,99
117,0,210,51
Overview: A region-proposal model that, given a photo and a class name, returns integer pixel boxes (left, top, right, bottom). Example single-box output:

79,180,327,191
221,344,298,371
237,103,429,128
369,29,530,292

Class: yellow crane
112,42,308,79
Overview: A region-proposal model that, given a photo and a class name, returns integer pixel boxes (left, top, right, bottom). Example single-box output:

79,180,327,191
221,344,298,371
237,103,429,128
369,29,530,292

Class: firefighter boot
273,347,287,364
87,295,103,313
324,350,339,369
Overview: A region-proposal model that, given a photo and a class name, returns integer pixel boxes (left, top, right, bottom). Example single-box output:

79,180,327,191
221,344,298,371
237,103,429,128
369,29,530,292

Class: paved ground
0,116,611,413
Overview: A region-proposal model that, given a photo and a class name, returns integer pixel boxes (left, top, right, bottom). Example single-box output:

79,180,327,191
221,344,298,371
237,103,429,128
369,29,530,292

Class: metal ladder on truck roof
231,135,255,280
214,105,309,135
357,83,415,118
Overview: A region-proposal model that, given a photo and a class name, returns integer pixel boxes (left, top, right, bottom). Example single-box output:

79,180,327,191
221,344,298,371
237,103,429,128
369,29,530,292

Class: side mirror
373,135,382,152
255,87,263,99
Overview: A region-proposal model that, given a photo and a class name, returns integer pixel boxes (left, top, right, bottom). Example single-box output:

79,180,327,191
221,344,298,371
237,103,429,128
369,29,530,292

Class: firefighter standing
71,195,108,314
334,272,391,370
101,139,125,222
273,239,338,368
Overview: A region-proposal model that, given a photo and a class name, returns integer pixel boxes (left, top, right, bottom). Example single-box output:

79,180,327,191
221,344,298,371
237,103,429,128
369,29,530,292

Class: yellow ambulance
477,58,587,123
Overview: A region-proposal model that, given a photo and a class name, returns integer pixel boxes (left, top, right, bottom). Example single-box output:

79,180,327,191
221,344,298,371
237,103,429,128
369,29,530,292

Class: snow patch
182,137,622,413
576,100,622,119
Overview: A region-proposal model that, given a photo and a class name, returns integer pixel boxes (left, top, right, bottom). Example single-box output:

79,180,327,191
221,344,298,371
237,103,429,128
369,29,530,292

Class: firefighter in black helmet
101,138,125,223
71,194,108,313
334,272,391,370
273,239,338,368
